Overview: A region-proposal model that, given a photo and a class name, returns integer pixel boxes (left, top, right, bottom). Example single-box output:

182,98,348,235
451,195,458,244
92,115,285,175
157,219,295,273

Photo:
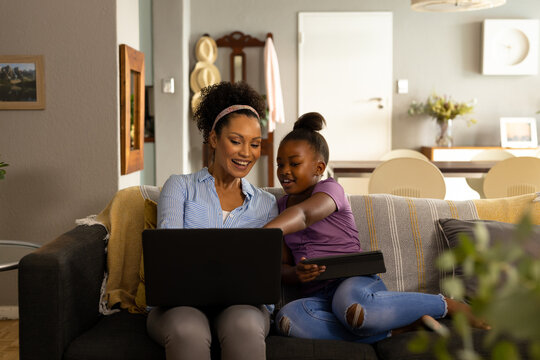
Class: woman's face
276,139,323,196
210,114,262,179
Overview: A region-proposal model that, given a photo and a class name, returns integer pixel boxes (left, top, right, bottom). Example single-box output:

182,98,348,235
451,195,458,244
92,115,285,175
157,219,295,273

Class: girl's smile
277,140,324,196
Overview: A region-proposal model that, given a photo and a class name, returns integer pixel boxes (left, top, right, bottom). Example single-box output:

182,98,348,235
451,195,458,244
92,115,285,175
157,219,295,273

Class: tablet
301,250,386,281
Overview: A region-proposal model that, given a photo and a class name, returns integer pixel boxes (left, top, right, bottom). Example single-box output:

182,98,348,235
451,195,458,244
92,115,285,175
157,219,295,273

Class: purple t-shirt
278,178,362,293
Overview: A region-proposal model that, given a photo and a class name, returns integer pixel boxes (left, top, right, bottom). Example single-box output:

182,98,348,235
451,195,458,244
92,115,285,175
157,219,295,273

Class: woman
147,81,278,360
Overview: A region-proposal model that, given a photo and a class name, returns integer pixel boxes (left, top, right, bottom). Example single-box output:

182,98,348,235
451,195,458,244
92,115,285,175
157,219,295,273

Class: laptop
301,250,386,281
142,228,283,307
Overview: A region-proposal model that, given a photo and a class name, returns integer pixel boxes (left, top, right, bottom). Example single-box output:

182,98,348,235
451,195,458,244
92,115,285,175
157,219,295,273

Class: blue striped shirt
158,168,278,229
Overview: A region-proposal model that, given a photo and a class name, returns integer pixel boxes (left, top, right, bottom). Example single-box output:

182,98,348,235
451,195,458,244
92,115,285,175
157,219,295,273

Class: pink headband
211,105,260,131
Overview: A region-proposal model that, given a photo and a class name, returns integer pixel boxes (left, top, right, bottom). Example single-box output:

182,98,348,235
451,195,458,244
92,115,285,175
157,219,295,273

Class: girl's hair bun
282,112,329,163
293,112,326,132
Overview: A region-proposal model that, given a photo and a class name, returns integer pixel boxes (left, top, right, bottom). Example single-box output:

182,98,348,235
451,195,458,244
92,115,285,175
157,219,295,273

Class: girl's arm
280,243,299,284
266,192,336,283
280,243,325,284
264,192,337,235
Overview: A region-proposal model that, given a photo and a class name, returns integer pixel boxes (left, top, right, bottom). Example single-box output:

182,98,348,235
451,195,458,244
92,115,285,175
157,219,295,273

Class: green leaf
407,330,430,353
515,211,533,242
473,222,490,252
433,337,452,360
442,278,465,300
437,251,456,271
528,341,540,360
462,257,476,277
453,312,473,350
457,234,477,258
491,341,521,360
457,349,482,360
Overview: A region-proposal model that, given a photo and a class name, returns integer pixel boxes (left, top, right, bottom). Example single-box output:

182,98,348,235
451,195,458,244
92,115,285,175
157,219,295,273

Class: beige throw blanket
78,185,160,314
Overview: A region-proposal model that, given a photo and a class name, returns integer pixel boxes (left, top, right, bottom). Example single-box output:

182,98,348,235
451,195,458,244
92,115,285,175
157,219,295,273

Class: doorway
298,12,393,162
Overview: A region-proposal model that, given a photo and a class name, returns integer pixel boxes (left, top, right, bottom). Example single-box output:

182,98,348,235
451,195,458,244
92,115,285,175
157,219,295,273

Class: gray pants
147,305,270,360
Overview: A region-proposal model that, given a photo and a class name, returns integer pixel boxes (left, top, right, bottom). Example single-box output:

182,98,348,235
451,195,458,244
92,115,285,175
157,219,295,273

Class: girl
148,81,278,360
264,112,489,343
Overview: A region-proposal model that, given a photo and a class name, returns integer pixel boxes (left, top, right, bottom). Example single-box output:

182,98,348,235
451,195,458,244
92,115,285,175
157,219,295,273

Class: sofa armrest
18,224,107,360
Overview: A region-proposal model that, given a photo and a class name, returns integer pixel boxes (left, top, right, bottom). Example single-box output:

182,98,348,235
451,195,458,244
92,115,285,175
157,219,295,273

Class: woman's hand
296,257,326,282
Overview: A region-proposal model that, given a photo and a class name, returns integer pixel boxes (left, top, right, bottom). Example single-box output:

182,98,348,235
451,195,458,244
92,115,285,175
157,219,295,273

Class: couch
18,185,539,360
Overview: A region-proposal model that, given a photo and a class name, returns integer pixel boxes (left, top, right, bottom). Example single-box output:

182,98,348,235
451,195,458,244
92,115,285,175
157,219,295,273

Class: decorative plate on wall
482,19,539,75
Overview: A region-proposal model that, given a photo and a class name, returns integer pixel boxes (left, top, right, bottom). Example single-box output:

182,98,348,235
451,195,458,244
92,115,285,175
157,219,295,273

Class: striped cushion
350,194,479,295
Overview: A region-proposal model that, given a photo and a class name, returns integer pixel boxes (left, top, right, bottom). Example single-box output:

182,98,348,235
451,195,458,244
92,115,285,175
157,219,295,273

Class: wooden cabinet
421,146,539,161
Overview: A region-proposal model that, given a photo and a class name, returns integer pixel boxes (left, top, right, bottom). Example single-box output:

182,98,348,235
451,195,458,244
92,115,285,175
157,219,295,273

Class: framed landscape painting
0,55,45,110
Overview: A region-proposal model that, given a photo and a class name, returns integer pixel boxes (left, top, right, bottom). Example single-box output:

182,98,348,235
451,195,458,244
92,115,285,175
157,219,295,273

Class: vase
436,119,453,147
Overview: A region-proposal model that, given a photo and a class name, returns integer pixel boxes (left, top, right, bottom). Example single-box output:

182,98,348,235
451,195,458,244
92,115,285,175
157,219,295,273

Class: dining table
327,160,497,180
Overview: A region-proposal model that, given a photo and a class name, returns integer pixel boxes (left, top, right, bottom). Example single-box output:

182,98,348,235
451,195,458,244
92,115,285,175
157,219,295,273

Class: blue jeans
275,275,447,344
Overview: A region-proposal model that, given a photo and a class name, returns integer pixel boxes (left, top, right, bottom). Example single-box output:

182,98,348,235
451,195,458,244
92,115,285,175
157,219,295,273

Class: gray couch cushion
266,335,378,360
64,311,164,360
438,218,540,299
64,311,377,360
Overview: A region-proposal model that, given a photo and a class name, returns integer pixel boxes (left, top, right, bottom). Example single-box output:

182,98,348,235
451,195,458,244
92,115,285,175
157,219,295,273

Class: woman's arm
157,176,186,228
264,192,337,235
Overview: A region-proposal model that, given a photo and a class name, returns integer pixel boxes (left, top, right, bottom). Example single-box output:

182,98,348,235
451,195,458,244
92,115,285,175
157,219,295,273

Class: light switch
397,79,408,94
162,78,175,94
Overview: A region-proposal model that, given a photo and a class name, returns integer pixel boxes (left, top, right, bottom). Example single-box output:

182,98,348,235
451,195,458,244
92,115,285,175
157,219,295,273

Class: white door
298,12,393,161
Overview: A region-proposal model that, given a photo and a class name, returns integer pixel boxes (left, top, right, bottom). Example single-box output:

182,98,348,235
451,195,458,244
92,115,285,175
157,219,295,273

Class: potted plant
408,93,477,147
409,213,540,359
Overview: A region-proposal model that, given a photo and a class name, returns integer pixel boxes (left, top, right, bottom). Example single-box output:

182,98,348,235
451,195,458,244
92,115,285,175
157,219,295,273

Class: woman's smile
231,158,251,169
210,113,262,180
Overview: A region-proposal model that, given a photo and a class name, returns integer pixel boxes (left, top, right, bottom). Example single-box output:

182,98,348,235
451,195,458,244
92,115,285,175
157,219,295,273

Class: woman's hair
280,112,329,163
194,81,266,143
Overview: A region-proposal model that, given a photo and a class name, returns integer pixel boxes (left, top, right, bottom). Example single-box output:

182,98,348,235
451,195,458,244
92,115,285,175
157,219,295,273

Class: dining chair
483,156,540,198
379,149,429,161
368,158,446,199
465,149,515,198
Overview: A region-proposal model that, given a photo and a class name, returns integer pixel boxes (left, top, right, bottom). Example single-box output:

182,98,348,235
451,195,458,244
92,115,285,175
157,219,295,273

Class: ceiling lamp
411,0,506,12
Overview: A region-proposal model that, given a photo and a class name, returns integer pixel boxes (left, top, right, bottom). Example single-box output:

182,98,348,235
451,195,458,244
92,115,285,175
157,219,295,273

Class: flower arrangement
408,93,477,126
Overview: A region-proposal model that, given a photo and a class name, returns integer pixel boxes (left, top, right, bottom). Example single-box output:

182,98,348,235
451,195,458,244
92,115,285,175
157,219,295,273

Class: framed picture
500,117,538,148
120,44,145,175
0,55,45,109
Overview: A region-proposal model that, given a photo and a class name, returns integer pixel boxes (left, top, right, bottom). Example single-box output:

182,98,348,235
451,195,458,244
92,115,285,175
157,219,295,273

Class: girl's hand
296,257,326,282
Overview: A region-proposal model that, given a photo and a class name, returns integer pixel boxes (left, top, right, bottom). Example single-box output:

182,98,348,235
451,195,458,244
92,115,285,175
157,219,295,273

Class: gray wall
0,0,122,306
188,0,540,177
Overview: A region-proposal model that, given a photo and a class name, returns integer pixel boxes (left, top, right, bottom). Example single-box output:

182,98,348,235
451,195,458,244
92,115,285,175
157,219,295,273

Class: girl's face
210,114,262,179
276,140,325,196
